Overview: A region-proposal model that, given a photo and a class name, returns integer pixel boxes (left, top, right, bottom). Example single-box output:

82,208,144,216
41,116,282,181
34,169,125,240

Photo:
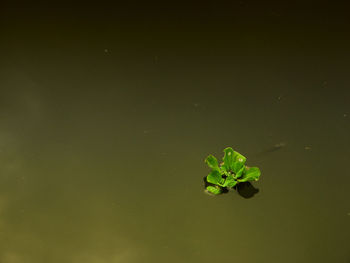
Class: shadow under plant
204,147,261,198
203,177,259,199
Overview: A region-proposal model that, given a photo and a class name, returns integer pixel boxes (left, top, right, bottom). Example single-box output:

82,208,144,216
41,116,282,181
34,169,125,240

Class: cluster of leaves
205,147,261,195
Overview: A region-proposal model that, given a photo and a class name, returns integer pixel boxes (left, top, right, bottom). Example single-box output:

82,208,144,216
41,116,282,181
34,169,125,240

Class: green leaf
222,148,247,174
232,151,247,174
238,167,261,182
206,186,222,195
222,147,235,172
205,155,220,171
220,168,230,177
223,175,238,188
234,165,245,179
219,164,228,175
206,170,223,185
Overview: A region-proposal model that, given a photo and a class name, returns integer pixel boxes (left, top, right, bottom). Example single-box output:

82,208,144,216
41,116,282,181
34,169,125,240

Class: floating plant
204,147,261,195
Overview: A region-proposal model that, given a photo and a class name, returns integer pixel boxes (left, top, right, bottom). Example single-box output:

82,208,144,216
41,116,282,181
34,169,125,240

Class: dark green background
1,1,349,262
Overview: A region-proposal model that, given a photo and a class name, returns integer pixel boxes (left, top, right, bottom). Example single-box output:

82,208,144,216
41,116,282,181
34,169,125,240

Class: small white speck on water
304,146,311,150
104,49,109,53
344,113,347,117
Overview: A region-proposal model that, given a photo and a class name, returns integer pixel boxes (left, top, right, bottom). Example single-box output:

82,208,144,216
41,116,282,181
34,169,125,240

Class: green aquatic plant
205,147,261,195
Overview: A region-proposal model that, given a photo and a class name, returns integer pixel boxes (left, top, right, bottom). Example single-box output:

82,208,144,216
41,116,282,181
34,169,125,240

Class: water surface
0,2,349,262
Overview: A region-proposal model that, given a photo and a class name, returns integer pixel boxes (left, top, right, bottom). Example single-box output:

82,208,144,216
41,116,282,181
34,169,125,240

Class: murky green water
1,2,349,262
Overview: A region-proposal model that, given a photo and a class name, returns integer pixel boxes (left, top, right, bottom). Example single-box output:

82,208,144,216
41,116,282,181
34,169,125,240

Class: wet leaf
207,170,223,185
222,147,235,172
223,175,238,188
238,167,261,182
205,155,220,171
234,165,245,179
206,186,222,195
231,151,246,174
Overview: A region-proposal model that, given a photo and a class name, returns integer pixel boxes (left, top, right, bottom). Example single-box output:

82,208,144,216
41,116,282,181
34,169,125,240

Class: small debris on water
143,129,155,134
104,49,109,53
274,142,286,148
344,113,347,117
277,95,283,103
263,142,286,153
304,146,312,150
256,142,287,156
